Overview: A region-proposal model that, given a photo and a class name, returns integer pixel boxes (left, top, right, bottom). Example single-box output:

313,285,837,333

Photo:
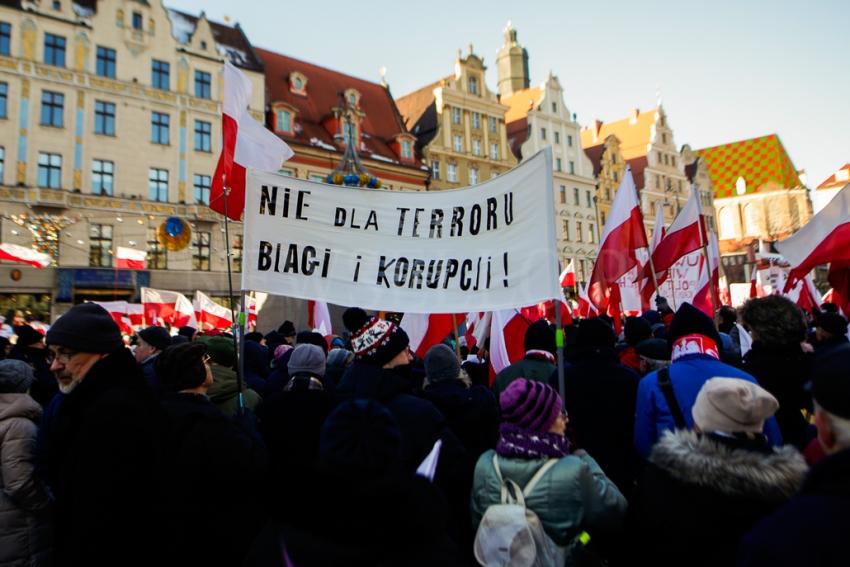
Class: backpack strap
522,459,558,497
657,366,687,430
493,453,526,506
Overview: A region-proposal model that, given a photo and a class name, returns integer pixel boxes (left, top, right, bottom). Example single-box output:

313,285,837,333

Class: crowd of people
0,295,847,566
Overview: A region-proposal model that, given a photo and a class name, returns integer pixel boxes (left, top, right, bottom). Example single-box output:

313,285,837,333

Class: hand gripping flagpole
220,178,245,416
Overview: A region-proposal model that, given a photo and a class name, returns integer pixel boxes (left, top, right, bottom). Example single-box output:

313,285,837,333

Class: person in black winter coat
554,318,641,497
741,296,814,449
8,324,57,407
812,312,850,361
245,399,464,567
39,304,162,567
156,342,269,566
243,339,271,398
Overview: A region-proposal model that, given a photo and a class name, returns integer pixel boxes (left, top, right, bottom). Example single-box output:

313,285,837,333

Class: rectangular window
451,107,461,125
556,158,562,172
489,142,498,160
96,46,116,78
91,159,114,196
94,100,115,135
447,163,457,183
431,160,440,180
563,220,570,241
132,12,143,31
40,91,63,127
194,70,211,99
151,112,169,144
605,187,611,200
192,231,211,271
671,156,677,167
193,173,211,205
194,120,211,152
588,224,595,243
586,190,592,208
275,109,291,133
89,223,112,267
151,60,169,90
148,168,168,202
613,171,618,182
401,139,412,159
44,33,65,67
664,154,669,166
489,116,497,133
146,227,167,269
569,161,575,174
468,76,478,95
655,175,660,189
657,151,663,163
554,131,560,144
540,127,546,140
469,168,478,185
552,102,557,113
0,147,5,182
559,186,566,204
662,133,667,144
0,82,6,118
37,152,61,188
471,112,480,129
232,234,243,272
576,221,583,242
567,135,573,147
453,134,463,153
472,138,481,156
0,22,9,56
573,187,580,206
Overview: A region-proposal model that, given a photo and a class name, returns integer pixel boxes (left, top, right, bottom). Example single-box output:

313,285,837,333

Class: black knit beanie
138,326,172,351
576,318,617,349
319,399,402,477
46,303,123,353
14,324,44,347
669,302,721,345
523,320,556,355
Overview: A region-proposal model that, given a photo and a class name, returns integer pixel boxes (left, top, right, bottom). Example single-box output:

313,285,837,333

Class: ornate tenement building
695,134,812,282
498,26,597,285
813,163,849,214
0,0,265,318
396,46,518,190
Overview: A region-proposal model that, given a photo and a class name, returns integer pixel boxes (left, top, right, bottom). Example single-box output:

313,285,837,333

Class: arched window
743,203,762,237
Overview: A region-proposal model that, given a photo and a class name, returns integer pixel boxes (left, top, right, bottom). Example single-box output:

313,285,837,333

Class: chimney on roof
593,119,603,142
629,108,640,124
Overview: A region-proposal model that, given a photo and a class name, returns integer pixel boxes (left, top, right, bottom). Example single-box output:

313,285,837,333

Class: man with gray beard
39,303,161,566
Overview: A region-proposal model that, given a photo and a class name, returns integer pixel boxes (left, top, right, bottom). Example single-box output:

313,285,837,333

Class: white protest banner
667,251,703,310
241,149,560,313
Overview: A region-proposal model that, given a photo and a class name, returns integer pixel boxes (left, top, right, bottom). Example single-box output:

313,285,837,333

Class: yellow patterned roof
695,134,801,199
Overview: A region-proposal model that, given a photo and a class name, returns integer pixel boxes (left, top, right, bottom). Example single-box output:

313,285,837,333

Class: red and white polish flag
141,287,197,329
644,185,706,279
639,200,668,306
577,282,598,318
210,61,294,220
0,243,51,268
307,299,333,338
94,300,131,334
559,260,576,288
126,303,144,330
588,166,648,312
115,247,147,270
489,309,530,379
693,232,721,317
194,290,233,332
402,313,465,358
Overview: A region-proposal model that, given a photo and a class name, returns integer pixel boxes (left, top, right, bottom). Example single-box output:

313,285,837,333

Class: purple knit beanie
499,378,563,433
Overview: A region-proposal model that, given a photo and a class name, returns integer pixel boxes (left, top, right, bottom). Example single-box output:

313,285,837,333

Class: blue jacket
634,354,783,458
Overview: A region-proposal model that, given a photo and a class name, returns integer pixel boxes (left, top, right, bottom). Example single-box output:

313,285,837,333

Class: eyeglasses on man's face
46,348,80,366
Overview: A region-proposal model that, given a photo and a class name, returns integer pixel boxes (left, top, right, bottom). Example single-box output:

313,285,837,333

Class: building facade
813,163,849,214
396,46,517,190
0,0,265,319
695,134,812,282
257,47,428,190
499,55,597,285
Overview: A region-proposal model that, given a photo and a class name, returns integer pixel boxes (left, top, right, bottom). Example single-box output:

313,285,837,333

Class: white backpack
474,454,566,567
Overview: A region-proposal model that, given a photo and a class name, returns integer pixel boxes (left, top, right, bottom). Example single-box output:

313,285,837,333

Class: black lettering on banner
393,257,410,286
301,246,317,275
503,252,509,287
443,259,459,289
296,190,310,220
283,244,299,273
409,259,426,289
257,241,272,270
460,259,473,290
282,188,291,218
504,192,514,225
321,249,331,278
274,243,282,272
469,204,481,235
429,209,444,239
412,208,425,238
450,207,464,237
426,260,443,289
260,186,277,215
377,256,395,288
364,210,379,231
474,257,481,291
397,207,409,236
486,197,498,230
486,256,492,289
349,209,361,229
353,255,362,283
334,208,346,227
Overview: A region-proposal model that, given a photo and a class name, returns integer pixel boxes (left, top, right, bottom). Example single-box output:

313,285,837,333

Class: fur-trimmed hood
649,429,807,501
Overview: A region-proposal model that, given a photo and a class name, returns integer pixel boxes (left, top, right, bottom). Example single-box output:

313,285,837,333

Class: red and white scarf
671,334,720,363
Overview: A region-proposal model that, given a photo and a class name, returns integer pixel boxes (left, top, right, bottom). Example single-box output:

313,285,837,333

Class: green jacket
470,449,627,547
207,365,261,418
492,357,556,399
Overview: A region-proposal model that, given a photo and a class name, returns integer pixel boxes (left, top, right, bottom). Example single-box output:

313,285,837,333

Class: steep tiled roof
166,10,264,71
256,47,417,166
501,87,543,124
580,108,658,160
396,79,446,131
695,134,801,199
817,164,850,190
583,143,605,177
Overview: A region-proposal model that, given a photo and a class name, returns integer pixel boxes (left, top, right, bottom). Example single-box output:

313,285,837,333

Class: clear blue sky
167,0,849,188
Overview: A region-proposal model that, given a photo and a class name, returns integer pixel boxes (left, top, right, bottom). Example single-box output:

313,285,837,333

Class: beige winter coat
0,393,52,567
